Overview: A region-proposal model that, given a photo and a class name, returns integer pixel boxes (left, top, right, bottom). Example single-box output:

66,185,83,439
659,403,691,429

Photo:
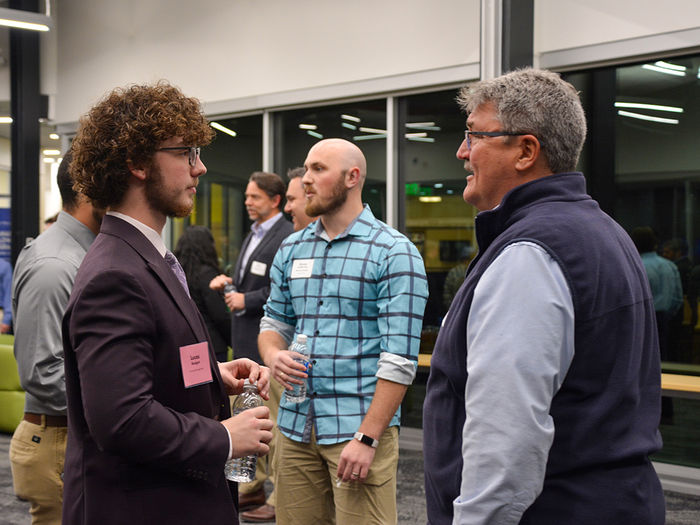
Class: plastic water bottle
284,334,310,403
223,283,246,317
224,380,262,482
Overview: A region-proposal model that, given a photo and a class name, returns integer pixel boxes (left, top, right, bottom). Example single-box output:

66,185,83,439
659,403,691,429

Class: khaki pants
238,378,282,506
9,419,67,525
275,426,399,525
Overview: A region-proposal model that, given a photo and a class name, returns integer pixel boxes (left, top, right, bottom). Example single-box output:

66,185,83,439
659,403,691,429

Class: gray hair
457,68,587,174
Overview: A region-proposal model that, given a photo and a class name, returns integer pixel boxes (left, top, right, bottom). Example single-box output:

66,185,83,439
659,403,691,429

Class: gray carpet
2,432,700,524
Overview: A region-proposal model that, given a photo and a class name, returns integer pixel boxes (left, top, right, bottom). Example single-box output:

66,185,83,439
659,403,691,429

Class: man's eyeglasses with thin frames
156,146,201,167
463,130,527,151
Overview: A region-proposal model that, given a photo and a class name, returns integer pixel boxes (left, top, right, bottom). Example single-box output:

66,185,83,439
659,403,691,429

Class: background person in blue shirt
258,138,428,525
0,258,12,333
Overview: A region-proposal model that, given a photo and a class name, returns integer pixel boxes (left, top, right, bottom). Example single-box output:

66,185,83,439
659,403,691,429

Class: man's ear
345,166,361,188
271,194,282,209
514,135,540,172
127,159,147,181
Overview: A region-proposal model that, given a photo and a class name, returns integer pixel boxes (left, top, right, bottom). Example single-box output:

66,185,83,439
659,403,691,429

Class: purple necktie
164,251,190,297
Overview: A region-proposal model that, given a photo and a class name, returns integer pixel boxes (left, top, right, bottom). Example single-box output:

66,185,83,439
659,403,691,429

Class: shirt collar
106,211,167,257
55,210,97,252
313,204,374,242
252,211,282,238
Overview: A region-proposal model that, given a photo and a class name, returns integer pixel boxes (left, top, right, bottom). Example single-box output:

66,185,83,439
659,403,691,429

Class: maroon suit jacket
62,215,238,525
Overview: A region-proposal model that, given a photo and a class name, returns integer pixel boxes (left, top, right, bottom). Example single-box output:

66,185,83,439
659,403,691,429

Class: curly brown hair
70,81,215,209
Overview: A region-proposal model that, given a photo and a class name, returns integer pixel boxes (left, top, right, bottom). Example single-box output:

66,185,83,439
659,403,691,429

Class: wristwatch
354,432,379,448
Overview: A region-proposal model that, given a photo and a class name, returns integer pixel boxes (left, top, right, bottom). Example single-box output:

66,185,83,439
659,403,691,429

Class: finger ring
351,472,359,477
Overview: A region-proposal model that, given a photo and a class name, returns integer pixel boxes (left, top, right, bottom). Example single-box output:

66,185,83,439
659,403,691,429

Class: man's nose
456,139,470,160
192,156,207,177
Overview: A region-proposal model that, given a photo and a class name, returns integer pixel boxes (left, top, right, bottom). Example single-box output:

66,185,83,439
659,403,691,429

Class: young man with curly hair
62,82,274,525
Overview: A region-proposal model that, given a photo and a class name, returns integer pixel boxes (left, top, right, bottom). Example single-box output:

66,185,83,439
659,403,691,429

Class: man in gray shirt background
9,151,104,525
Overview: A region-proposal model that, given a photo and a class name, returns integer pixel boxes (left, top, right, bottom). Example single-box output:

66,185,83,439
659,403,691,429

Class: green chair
0,337,24,434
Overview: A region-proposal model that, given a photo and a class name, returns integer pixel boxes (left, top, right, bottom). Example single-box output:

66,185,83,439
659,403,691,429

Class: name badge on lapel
179,342,213,388
250,260,267,276
291,259,314,279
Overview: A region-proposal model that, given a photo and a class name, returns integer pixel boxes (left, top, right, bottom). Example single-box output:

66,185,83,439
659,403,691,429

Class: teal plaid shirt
263,206,428,444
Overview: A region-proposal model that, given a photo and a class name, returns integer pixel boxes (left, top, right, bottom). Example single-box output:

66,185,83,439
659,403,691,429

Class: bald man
284,167,314,231
258,139,428,524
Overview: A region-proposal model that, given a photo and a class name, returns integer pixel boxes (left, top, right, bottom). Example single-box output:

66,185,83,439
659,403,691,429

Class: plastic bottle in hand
284,334,310,403
223,283,246,317
224,380,263,482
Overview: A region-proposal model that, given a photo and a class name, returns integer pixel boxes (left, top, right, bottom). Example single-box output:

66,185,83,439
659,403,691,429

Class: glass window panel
172,115,262,272
399,88,476,428
565,53,700,469
274,99,387,221
402,88,476,335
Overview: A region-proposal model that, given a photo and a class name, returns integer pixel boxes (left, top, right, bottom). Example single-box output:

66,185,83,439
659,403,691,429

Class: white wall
55,0,479,125
535,0,700,53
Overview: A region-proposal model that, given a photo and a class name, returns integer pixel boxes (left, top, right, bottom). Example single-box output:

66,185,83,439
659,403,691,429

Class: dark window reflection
173,115,263,272
273,100,387,221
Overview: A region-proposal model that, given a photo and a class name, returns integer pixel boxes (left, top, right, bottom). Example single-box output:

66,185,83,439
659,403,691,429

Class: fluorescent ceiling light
405,132,428,138
354,134,386,141
617,110,679,125
42,157,55,163
0,7,53,31
298,123,317,130
641,64,685,77
434,183,444,189
49,133,60,140
654,61,686,72
307,130,323,139
342,122,357,130
419,196,442,203
42,149,61,155
359,127,386,134
614,102,683,113
210,122,237,137
407,137,435,143
341,114,361,123
0,116,12,124
406,122,441,131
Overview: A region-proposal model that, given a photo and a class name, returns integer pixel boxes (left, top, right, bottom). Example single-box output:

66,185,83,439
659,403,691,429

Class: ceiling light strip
354,134,386,141
614,102,683,113
617,110,679,125
654,60,686,72
210,122,237,137
0,8,53,31
641,64,686,77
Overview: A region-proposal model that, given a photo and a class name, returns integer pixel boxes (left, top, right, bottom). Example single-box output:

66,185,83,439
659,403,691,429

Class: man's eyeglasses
156,146,201,167
463,130,538,151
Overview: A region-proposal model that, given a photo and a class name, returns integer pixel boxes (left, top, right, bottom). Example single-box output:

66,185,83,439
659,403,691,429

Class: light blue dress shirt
454,241,575,525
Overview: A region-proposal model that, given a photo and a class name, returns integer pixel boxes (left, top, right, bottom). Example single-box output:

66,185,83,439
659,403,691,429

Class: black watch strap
354,431,379,448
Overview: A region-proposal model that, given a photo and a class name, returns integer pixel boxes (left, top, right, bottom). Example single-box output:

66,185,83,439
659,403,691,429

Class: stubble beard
305,174,348,218
145,164,194,218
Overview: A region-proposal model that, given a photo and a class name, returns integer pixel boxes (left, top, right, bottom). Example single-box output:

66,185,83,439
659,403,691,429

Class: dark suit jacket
62,215,237,525
232,215,293,363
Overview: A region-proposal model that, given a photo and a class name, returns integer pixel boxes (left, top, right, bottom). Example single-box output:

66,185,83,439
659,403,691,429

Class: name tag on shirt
250,260,267,276
291,259,314,279
179,342,213,388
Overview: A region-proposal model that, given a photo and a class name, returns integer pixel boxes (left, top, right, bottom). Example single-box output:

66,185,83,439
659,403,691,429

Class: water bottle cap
297,334,307,344
242,378,258,390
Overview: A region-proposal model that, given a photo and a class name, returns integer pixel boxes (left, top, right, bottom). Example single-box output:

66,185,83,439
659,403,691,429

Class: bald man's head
308,139,367,183
302,138,367,218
